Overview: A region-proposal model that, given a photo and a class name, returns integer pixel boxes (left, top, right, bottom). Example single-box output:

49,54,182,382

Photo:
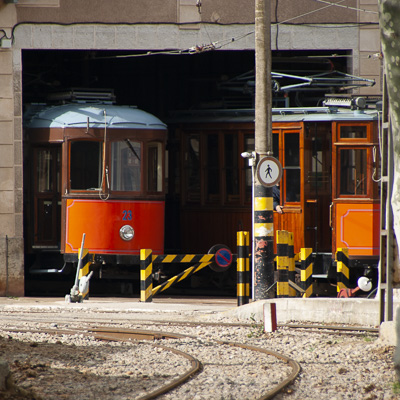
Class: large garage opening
22,48,351,295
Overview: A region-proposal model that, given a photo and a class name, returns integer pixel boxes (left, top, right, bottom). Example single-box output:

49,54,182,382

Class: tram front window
70,141,102,190
340,126,367,139
339,148,367,195
111,140,141,192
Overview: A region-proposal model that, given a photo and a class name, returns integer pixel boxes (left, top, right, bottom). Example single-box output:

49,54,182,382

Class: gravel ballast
0,301,398,400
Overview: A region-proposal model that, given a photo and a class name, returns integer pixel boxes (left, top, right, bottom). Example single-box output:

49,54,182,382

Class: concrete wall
13,0,358,25
0,3,23,296
358,0,381,95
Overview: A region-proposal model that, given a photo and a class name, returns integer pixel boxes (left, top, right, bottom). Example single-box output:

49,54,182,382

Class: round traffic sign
208,244,233,272
256,156,282,187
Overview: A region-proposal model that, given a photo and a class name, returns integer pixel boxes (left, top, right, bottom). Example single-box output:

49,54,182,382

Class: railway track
0,311,380,333
89,327,301,400
0,308,392,400
0,317,301,400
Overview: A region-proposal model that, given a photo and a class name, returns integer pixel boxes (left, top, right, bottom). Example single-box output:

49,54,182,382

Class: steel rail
135,343,201,400
216,340,301,400
0,314,380,335
3,320,377,398
91,328,301,400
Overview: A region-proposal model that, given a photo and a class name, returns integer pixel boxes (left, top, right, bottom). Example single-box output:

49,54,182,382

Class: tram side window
111,140,141,192
70,141,102,190
37,149,54,192
147,142,163,192
339,148,367,195
284,133,300,202
206,134,219,202
244,135,255,202
225,135,239,202
185,135,200,202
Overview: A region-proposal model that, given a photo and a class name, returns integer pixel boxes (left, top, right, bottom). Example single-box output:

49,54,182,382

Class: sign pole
254,0,274,300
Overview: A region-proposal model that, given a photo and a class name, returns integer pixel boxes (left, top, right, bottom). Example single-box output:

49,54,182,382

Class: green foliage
247,313,264,338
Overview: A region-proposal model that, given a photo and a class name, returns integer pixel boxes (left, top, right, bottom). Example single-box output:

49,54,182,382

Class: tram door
303,123,332,253
331,122,380,258
31,146,61,249
273,127,303,253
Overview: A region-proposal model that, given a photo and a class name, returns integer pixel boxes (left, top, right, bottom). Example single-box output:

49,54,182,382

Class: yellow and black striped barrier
336,247,349,294
153,253,215,266
140,249,153,302
139,250,235,301
151,256,214,297
237,231,250,306
276,230,289,297
300,248,313,298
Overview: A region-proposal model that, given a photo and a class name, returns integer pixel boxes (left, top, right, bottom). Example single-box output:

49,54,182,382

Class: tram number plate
122,210,132,221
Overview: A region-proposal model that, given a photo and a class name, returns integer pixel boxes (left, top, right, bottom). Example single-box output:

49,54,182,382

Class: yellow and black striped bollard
253,187,275,299
140,249,153,302
276,230,289,297
77,246,92,300
300,248,313,298
336,247,349,294
288,232,296,297
237,231,250,306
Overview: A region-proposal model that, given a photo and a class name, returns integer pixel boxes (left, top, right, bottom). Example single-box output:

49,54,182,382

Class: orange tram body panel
64,199,165,255
334,202,380,258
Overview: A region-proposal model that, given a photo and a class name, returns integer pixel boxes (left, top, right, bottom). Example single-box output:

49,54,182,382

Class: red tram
24,100,167,277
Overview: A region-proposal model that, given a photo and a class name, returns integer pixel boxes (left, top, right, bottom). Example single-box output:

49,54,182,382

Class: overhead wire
311,0,378,14
7,0,379,59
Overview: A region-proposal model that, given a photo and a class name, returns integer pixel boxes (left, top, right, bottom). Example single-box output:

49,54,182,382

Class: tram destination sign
256,156,282,187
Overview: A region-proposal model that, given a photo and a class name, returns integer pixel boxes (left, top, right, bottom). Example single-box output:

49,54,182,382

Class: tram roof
168,107,379,124
25,103,167,130
273,107,379,122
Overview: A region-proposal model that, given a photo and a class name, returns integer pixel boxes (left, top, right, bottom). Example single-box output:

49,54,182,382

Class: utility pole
254,0,274,299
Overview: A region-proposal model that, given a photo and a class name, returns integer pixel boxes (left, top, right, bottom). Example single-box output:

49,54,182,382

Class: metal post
254,0,274,300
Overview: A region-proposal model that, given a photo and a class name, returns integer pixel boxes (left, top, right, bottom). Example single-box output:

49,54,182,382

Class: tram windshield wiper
125,138,140,161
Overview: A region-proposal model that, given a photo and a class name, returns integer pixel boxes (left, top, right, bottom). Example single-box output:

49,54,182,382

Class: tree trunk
380,0,400,252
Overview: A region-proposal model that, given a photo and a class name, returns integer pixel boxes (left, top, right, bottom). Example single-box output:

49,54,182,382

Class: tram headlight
119,225,135,241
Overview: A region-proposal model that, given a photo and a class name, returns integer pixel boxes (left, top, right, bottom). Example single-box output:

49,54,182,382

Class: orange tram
170,98,381,294
24,95,381,295
24,102,167,283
